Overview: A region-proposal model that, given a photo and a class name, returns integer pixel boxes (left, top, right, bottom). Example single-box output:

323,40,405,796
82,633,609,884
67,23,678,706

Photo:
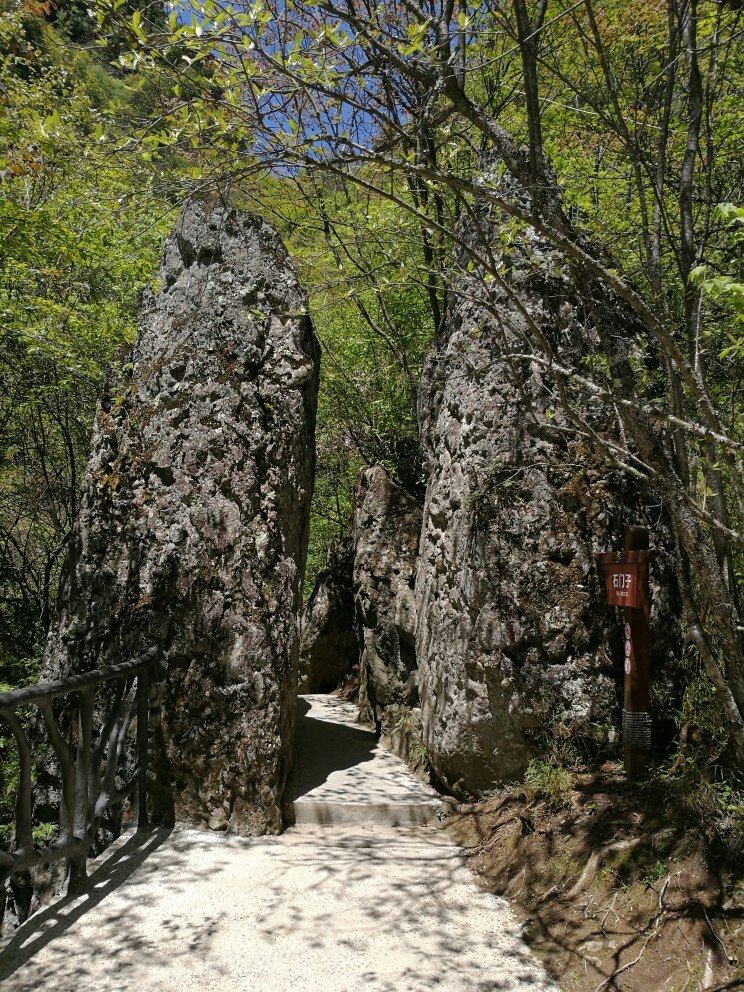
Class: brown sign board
596,529,657,779
603,562,639,608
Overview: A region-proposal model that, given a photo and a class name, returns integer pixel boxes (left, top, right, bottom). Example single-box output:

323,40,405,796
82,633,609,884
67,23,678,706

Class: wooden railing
0,649,160,896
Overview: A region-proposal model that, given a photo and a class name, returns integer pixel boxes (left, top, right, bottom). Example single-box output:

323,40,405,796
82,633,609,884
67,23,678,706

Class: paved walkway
0,695,558,992
283,695,444,826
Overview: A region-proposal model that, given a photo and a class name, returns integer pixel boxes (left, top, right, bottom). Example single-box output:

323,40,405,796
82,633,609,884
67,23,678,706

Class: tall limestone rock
298,536,358,693
42,201,320,834
415,166,680,797
352,466,422,730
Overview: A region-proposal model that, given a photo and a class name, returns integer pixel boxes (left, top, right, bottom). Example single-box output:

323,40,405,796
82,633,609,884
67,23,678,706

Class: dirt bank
444,765,744,991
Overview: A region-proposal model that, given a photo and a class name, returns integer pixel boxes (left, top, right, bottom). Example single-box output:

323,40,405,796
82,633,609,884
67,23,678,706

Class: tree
93,0,744,757
0,2,170,678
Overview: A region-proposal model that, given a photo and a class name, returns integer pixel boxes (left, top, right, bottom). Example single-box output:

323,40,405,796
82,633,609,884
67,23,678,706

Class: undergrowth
520,664,744,867
522,758,575,811
656,668,744,865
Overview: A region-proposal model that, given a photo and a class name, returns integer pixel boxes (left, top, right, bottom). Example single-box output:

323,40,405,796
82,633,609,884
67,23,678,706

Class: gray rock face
298,537,358,693
42,201,320,834
416,168,680,797
352,466,422,727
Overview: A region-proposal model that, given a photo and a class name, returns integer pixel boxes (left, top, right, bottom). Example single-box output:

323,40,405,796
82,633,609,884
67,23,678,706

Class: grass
523,757,575,811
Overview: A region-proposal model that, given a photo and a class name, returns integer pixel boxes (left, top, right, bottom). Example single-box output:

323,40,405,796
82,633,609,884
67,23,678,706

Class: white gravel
0,826,557,992
0,694,558,991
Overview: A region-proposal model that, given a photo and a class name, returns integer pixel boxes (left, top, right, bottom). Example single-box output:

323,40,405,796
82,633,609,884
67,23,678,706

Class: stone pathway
0,696,558,992
283,694,444,826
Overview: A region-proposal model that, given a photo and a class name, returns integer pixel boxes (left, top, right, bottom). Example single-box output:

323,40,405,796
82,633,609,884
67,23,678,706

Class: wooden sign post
596,526,656,778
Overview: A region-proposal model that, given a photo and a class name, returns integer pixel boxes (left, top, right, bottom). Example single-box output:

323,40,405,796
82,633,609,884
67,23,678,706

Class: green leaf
131,10,146,42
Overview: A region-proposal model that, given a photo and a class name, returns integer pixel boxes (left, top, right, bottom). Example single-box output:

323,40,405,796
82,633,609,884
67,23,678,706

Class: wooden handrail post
136,668,150,832
0,650,160,904
69,687,94,895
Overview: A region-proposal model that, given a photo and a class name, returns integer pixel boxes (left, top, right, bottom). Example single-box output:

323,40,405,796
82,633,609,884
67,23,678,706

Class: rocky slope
41,200,320,834
445,770,743,992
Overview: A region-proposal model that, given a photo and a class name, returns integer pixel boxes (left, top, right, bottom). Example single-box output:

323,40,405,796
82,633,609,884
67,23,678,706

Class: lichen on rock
415,162,681,797
41,200,320,834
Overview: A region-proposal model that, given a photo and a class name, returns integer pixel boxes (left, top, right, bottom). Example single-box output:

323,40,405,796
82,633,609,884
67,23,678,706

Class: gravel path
0,697,558,992
283,694,444,826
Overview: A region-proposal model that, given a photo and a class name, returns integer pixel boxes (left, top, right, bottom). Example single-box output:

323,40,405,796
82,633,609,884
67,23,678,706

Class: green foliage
51,0,165,46
302,433,359,597
0,730,59,852
661,767,744,866
266,175,435,596
690,204,744,361
0,656,40,838
641,859,668,887
0,1,171,682
0,735,19,848
409,741,428,766
678,668,733,759
523,758,575,812
655,665,744,862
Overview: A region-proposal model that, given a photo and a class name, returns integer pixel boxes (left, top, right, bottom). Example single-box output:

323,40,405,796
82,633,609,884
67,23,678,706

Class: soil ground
442,765,744,992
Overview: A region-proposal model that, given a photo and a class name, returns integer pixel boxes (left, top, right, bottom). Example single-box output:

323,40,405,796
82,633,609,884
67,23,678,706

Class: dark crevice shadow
0,829,172,982
283,696,377,804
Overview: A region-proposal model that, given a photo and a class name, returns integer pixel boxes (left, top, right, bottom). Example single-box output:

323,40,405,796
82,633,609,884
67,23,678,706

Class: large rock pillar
352,466,422,728
298,536,358,694
415,166,680,797
42,201,320,834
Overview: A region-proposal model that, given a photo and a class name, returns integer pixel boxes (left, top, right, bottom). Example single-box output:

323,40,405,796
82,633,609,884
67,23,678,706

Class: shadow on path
0,827,555,992
0,829,172,983
283,696,377,804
